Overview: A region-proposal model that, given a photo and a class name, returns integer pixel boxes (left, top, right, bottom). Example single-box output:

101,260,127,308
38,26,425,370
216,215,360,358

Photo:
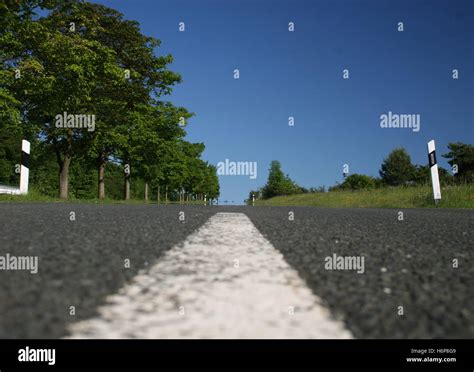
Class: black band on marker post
21,150,30,169
428,150,436,168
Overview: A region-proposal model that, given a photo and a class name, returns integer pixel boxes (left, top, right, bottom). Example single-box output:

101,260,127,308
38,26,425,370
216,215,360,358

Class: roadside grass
255,184,474,209
0,188,58,203
0,187,208,205
2,185,473,208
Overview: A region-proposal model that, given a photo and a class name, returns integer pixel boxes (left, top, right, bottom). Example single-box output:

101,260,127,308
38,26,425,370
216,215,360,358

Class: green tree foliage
0,1,45,181
0,0,219,201
251,144,472,201
442,142,474,183
379,148,416,186
205,164,220,200
338,174,378,190
262,161,301,199
412,164,452,186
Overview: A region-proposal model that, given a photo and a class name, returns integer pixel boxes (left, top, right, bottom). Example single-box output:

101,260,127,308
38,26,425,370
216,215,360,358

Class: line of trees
248,143,473,202
1,0,219,202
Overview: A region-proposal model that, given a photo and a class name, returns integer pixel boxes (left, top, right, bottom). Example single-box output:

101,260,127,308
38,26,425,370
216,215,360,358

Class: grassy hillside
255,184,474,209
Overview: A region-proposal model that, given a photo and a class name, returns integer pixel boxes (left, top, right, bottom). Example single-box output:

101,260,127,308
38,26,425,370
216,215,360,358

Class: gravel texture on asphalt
244,206,474,338
0,204,472,339
0,203,215,338
65,212,352,339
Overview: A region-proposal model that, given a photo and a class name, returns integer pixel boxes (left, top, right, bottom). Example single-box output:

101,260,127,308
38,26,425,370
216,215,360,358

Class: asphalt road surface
0,203,472,338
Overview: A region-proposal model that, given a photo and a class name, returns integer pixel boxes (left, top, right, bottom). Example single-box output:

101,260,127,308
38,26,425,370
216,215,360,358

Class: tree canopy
442,142,474,183
379,148,416,186
0,0,219,202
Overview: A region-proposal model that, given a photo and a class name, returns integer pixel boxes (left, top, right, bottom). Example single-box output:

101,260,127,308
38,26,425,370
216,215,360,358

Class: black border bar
0,339,472,371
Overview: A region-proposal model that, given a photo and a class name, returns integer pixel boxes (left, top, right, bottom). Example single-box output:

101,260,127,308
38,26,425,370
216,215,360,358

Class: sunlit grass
255,184,474,209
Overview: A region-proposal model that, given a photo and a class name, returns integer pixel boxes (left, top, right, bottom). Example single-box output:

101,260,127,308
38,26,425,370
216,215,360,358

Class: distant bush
329,174,379,191
344,174,377,190
412,165,453,186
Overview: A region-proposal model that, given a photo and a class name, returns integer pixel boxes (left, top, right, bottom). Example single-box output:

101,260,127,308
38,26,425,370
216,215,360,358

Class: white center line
66,212,353,339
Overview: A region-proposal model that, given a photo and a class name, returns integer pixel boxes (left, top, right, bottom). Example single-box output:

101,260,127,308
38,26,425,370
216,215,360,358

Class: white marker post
204,194,207,206
0,139,30,195
427,140,441,204
252,193,255,206
19,140,30,195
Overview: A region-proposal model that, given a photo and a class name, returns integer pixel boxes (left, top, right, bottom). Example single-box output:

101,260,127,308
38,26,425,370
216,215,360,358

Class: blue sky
94,0,473,204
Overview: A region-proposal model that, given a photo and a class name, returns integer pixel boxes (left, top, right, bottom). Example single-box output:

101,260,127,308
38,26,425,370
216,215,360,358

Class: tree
44,1,183,199
204,164,220,201
9,8,119,198
4,1,185,199
0,1,54,186
262,161,285,199
379,148,416,186
114,103,190,200
1,0,220,201
442,142,474,183
262,160,301,199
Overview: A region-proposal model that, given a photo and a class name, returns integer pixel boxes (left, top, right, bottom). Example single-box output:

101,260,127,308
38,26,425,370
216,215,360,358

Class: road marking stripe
66,212,353,339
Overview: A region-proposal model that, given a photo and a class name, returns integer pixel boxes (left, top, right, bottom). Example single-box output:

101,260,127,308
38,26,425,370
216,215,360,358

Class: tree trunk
59,155,71,199
53,133,72,200
124,180,130,200
144,182,149,202
98,161,106,199
157,185,160,204
124,163,130,200
165,185,168,204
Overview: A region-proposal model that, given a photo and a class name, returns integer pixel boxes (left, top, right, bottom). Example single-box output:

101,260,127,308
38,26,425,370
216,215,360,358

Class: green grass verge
0,187,207,205
0,188,58,203
255,184,474,209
